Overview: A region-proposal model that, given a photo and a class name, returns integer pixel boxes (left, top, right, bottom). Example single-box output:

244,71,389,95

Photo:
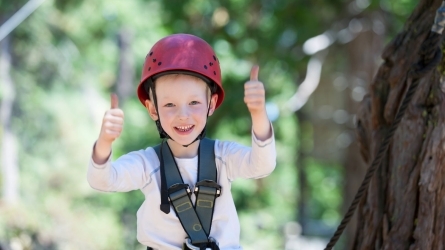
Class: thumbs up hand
99,93,124,144
93,93,124,164
244,65,272,141
244,65,266,116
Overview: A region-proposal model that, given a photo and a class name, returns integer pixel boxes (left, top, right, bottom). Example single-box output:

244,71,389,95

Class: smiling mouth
175,125,194,132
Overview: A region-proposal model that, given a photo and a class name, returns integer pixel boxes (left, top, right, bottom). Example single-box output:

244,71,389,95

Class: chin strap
150,80,173,141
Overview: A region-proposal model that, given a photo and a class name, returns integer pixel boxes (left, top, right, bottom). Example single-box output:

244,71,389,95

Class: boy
87,34,276,250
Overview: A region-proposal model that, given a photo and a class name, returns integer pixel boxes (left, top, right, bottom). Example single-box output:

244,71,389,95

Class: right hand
93,94,124,164
98,93,124,145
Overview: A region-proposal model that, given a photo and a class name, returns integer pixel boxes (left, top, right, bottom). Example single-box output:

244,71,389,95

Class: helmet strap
148,79,172,140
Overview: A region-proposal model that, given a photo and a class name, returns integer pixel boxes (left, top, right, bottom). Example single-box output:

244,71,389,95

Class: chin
170,136,199,146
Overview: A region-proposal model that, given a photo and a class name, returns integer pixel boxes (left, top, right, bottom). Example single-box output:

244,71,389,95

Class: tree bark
354,0,445,249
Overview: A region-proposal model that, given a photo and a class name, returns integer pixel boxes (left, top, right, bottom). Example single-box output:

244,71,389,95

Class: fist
99,93,124,144
244,65,266,115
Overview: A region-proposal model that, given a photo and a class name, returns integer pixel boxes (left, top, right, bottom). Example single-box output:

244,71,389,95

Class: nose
177,105,189,120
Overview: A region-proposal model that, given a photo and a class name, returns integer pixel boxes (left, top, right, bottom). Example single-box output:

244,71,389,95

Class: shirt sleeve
219,125,276,181
87,146,158,192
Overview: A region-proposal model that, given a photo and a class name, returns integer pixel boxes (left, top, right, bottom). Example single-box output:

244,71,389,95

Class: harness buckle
194,179,221,197
168,183,191,201
184,237,219,250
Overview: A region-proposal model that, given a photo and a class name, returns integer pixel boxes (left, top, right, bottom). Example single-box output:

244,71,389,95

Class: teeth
176,125,193,131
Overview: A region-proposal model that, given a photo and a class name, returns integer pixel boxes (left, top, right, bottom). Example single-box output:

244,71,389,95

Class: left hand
244,65,266,115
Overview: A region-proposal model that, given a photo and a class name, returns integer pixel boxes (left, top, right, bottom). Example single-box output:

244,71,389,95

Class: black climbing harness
153,138,221,250
324,2,445,249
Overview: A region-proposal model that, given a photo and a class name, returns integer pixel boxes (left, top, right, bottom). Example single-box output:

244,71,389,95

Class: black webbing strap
194,139,220,236
153,139,220,247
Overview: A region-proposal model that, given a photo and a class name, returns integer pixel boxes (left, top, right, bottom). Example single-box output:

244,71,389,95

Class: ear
208,94,218,116
145,99,159,120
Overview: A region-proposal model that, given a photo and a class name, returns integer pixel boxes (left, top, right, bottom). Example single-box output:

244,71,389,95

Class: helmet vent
148,67,151,71
209,62,213,66
158,62,162,66
213,55,217,61
149,51,153,56
153,59,157,62
204,65,208,69
213,71,216,75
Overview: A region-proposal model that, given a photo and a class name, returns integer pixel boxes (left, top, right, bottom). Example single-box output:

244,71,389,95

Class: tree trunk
354,0,445,249
0,35,19,204
296,110,310,234
114,28,134,103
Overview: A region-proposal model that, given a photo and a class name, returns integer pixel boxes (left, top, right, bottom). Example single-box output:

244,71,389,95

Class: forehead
155,74,208,96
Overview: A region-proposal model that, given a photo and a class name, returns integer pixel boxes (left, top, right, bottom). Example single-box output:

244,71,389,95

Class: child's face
145,74,218,145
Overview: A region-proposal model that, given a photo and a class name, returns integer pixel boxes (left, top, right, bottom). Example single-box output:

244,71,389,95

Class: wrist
93,139,112,164
251,110,271,141
250,109,268,122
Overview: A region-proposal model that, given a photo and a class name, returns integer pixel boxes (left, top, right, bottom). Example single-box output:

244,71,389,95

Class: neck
166,139,200,158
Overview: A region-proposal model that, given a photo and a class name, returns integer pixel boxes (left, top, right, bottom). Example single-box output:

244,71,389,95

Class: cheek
158,109,175,120
159,106,208,120
191,106,208,116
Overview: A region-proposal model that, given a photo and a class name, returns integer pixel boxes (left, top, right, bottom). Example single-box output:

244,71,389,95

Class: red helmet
137,34,224,109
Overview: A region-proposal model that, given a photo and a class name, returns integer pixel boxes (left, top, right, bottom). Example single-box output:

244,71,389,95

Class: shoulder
122,146,158,158
116,146,160,169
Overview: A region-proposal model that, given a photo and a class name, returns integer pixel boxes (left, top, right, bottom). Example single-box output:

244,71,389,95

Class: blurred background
0,0,417,249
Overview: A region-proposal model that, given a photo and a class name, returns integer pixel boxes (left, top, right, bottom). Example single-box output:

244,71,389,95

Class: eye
164,103,175,107
190,101,200,105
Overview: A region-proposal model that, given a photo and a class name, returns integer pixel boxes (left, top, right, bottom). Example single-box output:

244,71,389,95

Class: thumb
110,93,119,109
250,65,259,81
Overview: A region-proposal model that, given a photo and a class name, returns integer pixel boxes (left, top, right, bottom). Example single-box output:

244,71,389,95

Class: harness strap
153,139,220,246
195,139,219,235
194,180,220,235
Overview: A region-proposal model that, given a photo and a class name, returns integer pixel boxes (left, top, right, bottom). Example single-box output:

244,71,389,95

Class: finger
104,123,123,133
244,96,265,105
244,85,265,94
107,109,125,118
111,93,119,109
250,65,259,81
244,81,263,88
104,129,121,138
105,117,124,126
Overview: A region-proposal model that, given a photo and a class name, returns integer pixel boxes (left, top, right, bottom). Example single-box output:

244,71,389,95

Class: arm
87,149,153,192
220,65,276,180
88,93,147,192
219,129,276,181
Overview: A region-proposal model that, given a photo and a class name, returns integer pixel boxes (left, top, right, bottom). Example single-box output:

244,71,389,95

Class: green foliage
304,159,342,225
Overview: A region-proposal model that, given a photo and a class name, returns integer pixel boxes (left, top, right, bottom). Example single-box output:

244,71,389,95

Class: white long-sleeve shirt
87,132,276,250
